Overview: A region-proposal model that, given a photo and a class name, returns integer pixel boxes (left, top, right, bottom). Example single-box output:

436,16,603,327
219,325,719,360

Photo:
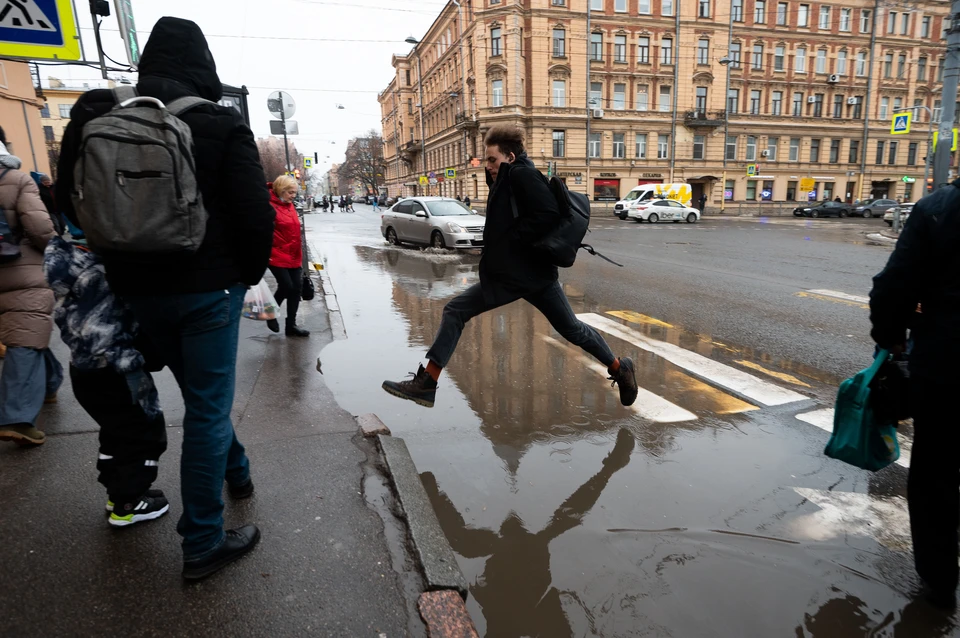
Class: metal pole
280,96,291,173
416,54,427,196
585,2,591,200
857,0,880,201
89,2,108,80
934,2,960,189
20,102,38,172
393,89,400,198
720,7,733,214
453,0,467,198
669,0,680,182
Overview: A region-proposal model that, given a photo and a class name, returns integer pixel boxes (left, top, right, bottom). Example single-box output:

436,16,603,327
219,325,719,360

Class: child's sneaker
106,488,165,513
109,491,169,527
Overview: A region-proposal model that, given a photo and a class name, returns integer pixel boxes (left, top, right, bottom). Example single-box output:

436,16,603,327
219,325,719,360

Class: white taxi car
626,198,701,223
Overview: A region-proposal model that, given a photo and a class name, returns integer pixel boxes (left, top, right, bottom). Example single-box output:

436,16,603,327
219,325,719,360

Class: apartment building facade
380,0,955,206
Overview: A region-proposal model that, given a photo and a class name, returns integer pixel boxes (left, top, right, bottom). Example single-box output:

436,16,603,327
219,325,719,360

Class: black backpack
510,174,622,268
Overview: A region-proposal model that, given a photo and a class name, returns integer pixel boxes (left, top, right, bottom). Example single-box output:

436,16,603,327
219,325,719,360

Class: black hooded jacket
480,154,560,304
56,17,275,295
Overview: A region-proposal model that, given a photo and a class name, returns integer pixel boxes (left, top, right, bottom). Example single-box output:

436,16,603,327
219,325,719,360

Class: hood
137,17,222,102
485,152,536,187
0,142,22,170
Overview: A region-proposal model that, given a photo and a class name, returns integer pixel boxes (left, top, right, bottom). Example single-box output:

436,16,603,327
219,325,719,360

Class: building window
918,56,927,81
792,91,803,116
860,9,872,33
777,2,787,25
856,52,867,76
491,28,502,56
590,81,603,108
726,135,737,160
838,50,847,75
698,39,709,65
934,99,942,122
819,6,830,29
816,49,826,74
887,11,897,34
590,0,601,8
813,93,823,118
851,96,863,119
725,179,735,200
840,8,852,31
40,103,50,118
636,84,649,111
728,88,740,114
552,130,565,157
752,44,763,70
635,0,648,13
492,79,504,106
833,94,843,118
750,90,761,114
663,0,675,15
795,47,807,73
43,125,54,142
638,36,650,63
774,46,785,71
613,133,625,158
733,0,743,21
789,137,800,161
767,137,778,160
901,13,910,35
908,141,918,165
810,138,821,162
848,140,860,163
617,0,629,11
613,83,626,109
408,98,413,115
787,181,798,200
746,135,757,160
730,43,741,68
904,182,914,201
822,182,834,200
746,180,757,200
699,0,710,18
888,141,898,165
798,4,809,27
614,35,627,62
552,29,566,57
922,16,931,38
590,33,603,61
658,134,670,159
553,80,566,107
693,135,706,159
880,97,889,119
876,140,885,164
552,0,566,4
636,133,647,158
772,90,783,115
893,97,902,113
405,70,411,85
589,132,601,158
755,0,766,23
58,104,71,118
661,38,673,65
659,85,672,112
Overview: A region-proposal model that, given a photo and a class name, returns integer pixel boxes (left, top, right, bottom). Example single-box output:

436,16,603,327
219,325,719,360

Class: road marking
795,408,911,468
541,335,697,423
607,310,674,329
663,367,758,415
795,291,869,310
734,360,811,388
578,313,808,406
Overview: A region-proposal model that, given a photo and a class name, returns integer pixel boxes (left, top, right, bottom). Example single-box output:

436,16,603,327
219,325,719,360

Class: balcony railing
683,110,726,127
455,112,479,130
400,139,422,153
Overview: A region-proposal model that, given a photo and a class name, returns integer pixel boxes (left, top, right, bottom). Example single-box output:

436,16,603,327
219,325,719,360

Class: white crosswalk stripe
806,289,870,304
795,408,911,468
577,313,808,407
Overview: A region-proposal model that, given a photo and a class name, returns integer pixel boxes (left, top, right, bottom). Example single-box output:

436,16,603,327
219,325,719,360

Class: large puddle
308,215,956,637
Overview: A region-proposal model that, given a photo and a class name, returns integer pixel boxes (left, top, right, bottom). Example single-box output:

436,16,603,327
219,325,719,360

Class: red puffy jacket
268,186,302,268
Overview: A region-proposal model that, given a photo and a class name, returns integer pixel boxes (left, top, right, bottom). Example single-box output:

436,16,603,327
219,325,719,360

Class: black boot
285,324,309,337
182,524,261,580
382,365,438,408
227,478,254,499
608,357,639,407
266,318,280,333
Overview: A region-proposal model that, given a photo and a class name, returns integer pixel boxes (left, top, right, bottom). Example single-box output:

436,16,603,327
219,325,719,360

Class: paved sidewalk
0,278,425,636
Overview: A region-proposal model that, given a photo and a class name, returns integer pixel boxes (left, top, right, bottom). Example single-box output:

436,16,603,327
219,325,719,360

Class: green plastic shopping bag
824,348,901,471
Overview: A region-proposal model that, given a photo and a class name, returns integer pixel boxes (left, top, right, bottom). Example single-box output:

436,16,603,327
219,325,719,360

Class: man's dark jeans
127,285,250,560
426,281,616,369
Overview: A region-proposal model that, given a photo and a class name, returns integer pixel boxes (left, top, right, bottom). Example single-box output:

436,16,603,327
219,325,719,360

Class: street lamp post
405,36,428,196
719,55,732,214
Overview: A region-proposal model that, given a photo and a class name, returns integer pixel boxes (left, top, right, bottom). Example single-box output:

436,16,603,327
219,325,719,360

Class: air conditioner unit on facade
593,108,604,118
847,97,859,105
761,149,770,157
807,96,817,103
828,74,840,83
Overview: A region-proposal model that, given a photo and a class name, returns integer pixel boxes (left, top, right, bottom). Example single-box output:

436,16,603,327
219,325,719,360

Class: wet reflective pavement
307,208,958,637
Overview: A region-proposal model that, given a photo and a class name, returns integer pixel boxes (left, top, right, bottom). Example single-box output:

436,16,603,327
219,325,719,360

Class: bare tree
340,131,385,196
256,137,308,184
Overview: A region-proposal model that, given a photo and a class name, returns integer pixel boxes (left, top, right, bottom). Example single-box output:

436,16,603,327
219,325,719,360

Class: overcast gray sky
43,0,444,174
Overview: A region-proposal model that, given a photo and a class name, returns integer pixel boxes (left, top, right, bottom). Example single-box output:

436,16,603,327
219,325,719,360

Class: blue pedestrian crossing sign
891,112,911,135
303,157,313,169
0,0,80,61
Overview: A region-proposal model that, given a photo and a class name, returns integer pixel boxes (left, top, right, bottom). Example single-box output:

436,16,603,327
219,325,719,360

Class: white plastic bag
242,279,279,320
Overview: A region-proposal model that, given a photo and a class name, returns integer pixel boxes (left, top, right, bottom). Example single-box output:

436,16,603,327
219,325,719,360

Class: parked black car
794,200,853,218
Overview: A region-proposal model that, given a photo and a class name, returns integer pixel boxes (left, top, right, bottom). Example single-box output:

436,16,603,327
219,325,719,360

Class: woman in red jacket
266,175,308,337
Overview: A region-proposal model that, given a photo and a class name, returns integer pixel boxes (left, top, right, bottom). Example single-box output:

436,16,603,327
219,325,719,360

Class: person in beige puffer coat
0,137,63,447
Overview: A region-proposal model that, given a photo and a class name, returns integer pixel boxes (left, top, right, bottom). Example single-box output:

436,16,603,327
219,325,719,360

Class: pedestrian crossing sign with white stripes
891,112,911,135
0,0,80,61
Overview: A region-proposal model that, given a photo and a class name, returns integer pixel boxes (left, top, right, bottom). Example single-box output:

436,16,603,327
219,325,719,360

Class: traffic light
314,152,319,163
294,169,301,179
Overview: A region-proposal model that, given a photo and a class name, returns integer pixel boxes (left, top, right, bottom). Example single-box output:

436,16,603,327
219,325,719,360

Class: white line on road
806,289,870,305
541,336,697,423
577,314,808,407
795,408,911,468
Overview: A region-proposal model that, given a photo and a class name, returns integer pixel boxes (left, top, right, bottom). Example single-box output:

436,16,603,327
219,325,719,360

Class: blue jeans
127,285,250,560
0,347,63,425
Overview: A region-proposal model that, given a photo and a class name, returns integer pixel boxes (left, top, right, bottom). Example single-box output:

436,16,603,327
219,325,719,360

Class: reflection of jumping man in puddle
421,428,635,637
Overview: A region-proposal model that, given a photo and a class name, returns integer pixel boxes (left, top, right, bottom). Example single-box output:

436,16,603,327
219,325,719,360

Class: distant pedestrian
698,194,707,212
372,196,380,212
346,195,354,212
0,135,63,448
339,196,346,212
464,195,471,208
32,173,63,235
382,124,638,409
265,175,308,338
834,196,842,202
57,17,274,580
456,195,462,202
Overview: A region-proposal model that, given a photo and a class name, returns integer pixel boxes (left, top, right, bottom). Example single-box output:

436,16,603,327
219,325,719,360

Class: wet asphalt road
307,206,958,637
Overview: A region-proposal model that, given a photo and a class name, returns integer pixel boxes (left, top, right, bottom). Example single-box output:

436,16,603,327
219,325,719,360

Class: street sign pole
89,1,108,79
281,104,291,173
935,1,960,190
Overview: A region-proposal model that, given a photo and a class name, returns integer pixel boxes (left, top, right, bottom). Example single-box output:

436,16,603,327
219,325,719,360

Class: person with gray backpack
56,17,275,580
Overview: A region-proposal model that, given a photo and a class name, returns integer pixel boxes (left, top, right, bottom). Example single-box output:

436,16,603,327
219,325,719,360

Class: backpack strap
112,85,138,104
580,243,624,267
166,96,214,116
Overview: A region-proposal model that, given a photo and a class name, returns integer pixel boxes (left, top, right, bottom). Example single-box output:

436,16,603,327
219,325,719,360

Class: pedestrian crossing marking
807,289,870,304
734,360,811,388
663,367,758,415
606,310,674,329
795,291,869,310
578,313,808,406
795,408,911,468
542,335,697,423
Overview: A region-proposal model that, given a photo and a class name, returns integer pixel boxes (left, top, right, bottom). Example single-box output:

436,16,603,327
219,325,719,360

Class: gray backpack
72,85,211,256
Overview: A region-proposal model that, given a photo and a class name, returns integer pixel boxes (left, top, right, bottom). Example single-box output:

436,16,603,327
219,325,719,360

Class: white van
614,183,693,219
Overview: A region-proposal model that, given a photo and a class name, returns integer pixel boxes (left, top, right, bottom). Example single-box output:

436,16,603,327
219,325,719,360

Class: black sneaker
182,524,261,581
266,318,280,333
382,365,438,408
285,325,310,337
608,357,639,407
228,478,254,499
109,492,170,527
107,488,164,513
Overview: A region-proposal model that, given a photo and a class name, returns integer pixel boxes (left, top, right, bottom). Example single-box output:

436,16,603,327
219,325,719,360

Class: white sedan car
626,198,701,223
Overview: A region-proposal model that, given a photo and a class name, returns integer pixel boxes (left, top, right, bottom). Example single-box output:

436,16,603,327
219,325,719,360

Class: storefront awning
687,175,720,181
